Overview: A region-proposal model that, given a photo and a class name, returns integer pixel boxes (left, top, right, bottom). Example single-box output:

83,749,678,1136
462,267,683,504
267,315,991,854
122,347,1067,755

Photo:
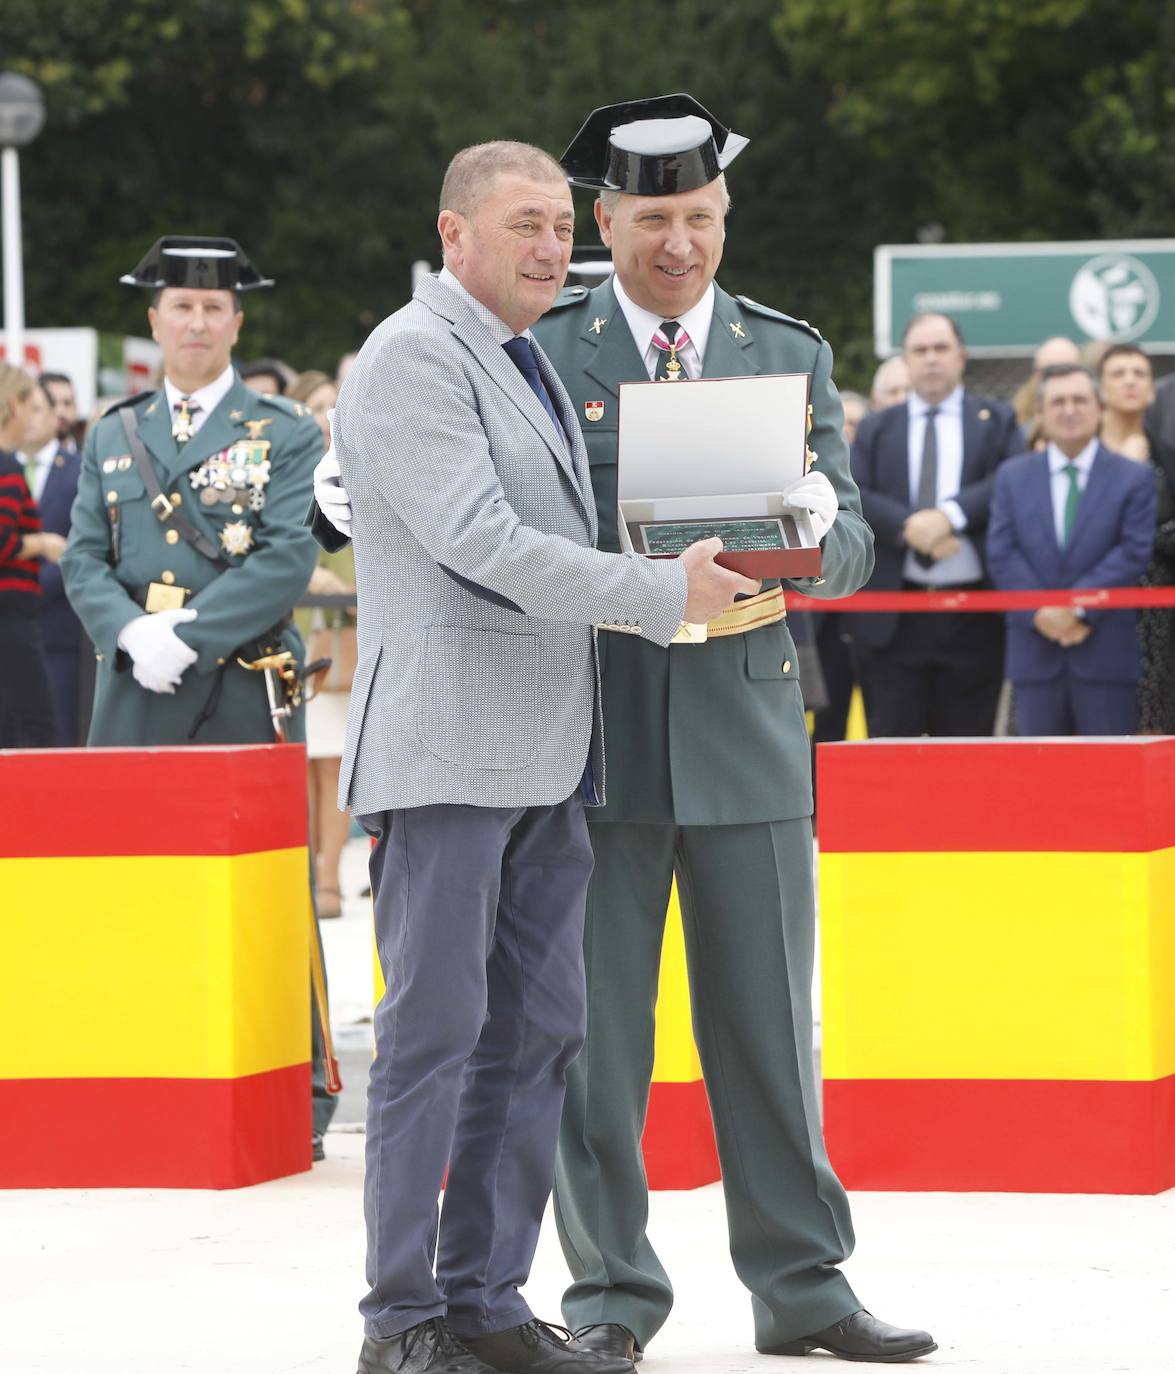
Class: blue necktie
503,336,567,444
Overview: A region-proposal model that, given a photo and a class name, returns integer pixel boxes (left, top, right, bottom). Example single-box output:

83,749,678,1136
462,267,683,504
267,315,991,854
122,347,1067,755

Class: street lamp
0,72,46,368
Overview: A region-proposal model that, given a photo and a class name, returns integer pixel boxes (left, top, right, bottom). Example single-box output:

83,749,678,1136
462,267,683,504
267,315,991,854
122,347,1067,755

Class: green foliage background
2,0,1170,389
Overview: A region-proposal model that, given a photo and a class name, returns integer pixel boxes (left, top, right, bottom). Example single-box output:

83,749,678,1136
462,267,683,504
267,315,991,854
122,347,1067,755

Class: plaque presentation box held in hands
615,373,820,579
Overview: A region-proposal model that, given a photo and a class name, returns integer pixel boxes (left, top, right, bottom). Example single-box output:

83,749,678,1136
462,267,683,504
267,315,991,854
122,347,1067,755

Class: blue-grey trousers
358,797,594,1340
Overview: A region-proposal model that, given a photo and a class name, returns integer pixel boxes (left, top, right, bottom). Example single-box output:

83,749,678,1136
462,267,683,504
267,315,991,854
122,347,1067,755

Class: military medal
661,343,683,381
219,520,254,556
172,398,196,443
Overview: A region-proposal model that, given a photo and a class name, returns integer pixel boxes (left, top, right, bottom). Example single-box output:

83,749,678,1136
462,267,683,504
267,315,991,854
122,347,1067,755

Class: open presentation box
616,373,819,580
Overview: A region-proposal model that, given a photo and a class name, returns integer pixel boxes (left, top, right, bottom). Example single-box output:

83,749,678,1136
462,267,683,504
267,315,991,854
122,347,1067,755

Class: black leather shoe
567,1326,642,1363
758,1309,937,1362
462,1319,636,1373
358,1318,499,1373
311,1131,325,1162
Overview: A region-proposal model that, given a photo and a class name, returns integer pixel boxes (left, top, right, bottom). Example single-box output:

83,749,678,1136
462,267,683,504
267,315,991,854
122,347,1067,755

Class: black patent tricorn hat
560,93,748,196
120,236,274,291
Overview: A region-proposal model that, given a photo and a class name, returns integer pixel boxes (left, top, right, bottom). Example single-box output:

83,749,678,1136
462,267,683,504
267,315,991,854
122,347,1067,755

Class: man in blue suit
987,363,1156,734
23,379,84,745
849,313,1020,736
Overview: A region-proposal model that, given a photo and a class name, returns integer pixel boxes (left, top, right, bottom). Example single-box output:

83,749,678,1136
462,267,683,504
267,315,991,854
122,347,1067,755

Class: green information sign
875,240,1175,357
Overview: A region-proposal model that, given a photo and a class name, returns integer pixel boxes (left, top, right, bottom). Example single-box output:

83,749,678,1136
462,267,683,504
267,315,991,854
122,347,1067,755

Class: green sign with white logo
875,240,1175,357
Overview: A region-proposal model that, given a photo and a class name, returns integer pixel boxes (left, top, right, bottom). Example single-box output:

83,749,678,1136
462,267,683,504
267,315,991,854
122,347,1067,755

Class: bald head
1033,336,1081,372
439,141,568,219
870,356,910,410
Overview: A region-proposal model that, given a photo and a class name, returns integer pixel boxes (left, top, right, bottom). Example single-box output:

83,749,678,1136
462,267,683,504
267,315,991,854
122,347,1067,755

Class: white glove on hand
117,608,199,694
782,470,839,542
314,408,352,537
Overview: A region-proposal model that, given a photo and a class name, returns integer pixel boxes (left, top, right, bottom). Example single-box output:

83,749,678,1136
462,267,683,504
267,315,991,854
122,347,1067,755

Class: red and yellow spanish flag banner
1,745,312,1189
643,882,720,1189
817,737,1175,1194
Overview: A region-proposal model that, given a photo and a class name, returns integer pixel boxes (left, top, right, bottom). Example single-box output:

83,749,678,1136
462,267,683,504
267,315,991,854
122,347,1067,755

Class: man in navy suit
23,378,84,745
987,363,1156,734
848,313,1020,736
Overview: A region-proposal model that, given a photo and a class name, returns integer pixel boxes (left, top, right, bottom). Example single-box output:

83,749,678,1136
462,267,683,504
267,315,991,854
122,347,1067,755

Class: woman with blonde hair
289,369,354,917
0,364,66,746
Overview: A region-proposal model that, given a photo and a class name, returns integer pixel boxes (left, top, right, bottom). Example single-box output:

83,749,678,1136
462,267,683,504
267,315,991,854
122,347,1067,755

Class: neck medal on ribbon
189,418,273,511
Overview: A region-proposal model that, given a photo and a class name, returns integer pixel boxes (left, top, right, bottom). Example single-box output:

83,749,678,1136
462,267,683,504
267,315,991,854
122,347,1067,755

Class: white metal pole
2,145,24,366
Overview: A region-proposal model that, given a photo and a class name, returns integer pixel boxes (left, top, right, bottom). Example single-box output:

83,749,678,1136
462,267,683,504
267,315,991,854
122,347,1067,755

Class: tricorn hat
120,236,274,291
560,93,748,196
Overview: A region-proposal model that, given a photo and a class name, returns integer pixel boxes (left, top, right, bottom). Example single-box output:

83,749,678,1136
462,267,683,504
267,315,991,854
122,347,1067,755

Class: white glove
782,470,839,542
117,608,199,694
314,408,352,537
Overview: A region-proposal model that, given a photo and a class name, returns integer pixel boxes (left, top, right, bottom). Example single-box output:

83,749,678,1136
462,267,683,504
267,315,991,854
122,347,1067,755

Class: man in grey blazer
328,141,754,1374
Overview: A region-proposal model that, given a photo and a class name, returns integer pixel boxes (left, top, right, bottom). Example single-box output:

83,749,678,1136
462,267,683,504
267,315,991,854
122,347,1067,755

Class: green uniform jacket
531,279,874,825
61,376,323,746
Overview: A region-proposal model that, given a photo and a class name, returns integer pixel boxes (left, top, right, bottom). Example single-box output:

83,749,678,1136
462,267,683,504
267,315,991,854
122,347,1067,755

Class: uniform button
782,659,792,673
106,490,118,503
95,652,105,662
161,570,176,585
231,503,243,515
217,656,226,666
170,491,182,506
165,529,180,545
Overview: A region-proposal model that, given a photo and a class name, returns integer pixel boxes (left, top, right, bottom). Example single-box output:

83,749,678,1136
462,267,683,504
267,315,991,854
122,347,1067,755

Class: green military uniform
62,379,321,746
533,276,876,1351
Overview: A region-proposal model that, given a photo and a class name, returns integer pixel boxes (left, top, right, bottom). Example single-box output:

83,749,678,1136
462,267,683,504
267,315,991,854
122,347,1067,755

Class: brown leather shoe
758,1309,937,1362
567,1326,642,1363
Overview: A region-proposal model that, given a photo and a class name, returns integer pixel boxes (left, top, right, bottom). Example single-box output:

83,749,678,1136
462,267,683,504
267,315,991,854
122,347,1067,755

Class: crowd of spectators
2,324,1172,763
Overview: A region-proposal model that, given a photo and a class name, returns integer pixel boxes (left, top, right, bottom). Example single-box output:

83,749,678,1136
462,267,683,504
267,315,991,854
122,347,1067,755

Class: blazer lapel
961,394,986,481
704,287,759,378
415,275,592,523
136,390,179,474
582,279,646,401
884,403,912,502
1032,453,1061,562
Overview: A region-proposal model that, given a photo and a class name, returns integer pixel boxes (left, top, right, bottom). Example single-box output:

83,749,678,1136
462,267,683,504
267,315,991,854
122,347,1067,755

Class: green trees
3,0,1168,386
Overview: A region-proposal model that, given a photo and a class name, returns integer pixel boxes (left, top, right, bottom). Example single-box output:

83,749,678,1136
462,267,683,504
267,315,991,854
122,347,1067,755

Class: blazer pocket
418,626,540,771
744,621,800,682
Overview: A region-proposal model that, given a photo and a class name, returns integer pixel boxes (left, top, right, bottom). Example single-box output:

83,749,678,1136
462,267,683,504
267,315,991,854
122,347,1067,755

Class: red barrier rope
783,587,1175,613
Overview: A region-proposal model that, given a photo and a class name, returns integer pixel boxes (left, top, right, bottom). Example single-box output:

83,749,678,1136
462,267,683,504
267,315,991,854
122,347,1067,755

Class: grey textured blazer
334,273,688,816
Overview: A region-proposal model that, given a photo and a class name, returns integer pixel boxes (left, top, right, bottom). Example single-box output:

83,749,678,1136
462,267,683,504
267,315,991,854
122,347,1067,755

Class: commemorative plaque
615,373,821,579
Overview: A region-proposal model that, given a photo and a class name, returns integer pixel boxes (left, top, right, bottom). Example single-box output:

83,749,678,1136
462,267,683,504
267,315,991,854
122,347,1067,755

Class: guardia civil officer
61,236,338,1155
533,95,934,1366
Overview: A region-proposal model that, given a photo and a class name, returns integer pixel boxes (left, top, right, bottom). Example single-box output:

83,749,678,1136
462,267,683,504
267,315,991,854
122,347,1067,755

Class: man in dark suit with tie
849,312,1020,736
23,378,84,744
987,363,1156,733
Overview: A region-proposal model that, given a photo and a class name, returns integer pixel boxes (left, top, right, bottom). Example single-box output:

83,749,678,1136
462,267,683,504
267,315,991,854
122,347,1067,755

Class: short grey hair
439,141,567,218
597,173,731,218
1037,362,1102,405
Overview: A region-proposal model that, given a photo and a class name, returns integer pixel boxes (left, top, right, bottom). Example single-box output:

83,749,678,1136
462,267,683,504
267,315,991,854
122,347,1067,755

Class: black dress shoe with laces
461,1318,636,1373
566,1325,642,1363
357,1317,499,1373
758,1309,937,1362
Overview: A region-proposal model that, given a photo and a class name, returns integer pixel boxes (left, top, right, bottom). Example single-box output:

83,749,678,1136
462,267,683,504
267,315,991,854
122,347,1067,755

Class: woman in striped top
0,364,64,747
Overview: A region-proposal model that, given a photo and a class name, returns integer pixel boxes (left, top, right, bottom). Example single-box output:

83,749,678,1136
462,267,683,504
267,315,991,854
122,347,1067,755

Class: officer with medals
62,236,338,1157
311,98,936,1361
538,97,934,1365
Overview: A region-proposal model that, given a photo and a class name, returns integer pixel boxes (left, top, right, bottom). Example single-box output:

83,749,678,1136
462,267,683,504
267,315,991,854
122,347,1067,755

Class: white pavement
4,839,1173,1373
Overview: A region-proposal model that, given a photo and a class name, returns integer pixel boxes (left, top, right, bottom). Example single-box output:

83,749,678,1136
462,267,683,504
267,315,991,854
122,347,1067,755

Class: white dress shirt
612,274,715,380
1046,439,1098,547
24,439,58,503
163,364,235,436
903,386,983,585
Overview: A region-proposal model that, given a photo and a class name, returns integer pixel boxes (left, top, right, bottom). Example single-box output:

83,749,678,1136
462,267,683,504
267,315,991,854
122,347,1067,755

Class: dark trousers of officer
554,818,859,1351
859,590,1004,736
358,797,594,1341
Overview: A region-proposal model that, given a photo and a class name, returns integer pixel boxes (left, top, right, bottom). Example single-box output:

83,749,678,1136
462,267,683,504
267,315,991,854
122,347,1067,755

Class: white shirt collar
908,385,964,418
438,266,531,344
611,273,715,369
1047,438,1099,475
163,364,235,424
32,438,58,467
